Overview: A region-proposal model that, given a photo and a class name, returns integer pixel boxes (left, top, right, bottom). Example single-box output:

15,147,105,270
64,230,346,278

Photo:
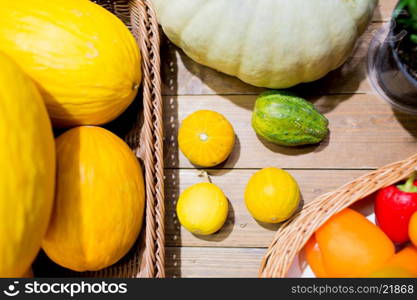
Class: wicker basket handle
259,153,417,278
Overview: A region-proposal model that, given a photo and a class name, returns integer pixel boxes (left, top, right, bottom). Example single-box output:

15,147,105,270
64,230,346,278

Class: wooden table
161,0,416,278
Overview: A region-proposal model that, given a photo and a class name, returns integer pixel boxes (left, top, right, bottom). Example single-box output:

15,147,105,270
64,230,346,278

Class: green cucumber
252,90,329,146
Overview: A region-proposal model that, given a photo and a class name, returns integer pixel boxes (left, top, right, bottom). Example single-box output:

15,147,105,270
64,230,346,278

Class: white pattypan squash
152,0,377,88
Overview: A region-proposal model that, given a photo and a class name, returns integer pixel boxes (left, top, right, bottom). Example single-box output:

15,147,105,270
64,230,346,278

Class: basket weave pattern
259,153,417,278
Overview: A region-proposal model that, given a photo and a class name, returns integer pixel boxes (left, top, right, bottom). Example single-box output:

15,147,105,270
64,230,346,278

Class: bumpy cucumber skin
252,90,329,146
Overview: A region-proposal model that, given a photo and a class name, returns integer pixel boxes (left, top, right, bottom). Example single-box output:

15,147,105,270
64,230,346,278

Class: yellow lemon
177,182,228,235
245,168,300,223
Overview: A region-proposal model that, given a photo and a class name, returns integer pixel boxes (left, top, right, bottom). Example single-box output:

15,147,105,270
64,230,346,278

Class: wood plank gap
166,246,268,250
162,91,369,97
164,167,378,171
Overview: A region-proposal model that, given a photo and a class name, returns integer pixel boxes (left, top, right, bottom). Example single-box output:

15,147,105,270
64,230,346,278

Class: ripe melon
0,52,55,277
43,126,145,271
0,0,141,127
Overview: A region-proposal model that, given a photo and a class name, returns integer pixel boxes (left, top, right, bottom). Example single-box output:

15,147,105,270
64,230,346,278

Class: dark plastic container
368,21,417,114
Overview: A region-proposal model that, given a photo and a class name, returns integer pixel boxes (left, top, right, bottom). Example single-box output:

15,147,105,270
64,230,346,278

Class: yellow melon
43,126,145,272
0,0,141,127
245,168,300,223
177,182,229,235
0,52,55,277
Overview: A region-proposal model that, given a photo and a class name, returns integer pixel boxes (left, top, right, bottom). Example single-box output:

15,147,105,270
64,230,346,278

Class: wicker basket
259,153,417,278
33,0,165,278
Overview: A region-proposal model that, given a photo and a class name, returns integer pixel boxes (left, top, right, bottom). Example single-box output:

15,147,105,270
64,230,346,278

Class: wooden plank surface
166,247,266,278
161,0,413,278
164,94,417,170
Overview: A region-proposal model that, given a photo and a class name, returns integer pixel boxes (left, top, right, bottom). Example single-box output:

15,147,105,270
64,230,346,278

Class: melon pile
0,0,144,277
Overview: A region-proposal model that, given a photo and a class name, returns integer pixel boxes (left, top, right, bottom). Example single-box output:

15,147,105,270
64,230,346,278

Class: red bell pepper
375,172,417,244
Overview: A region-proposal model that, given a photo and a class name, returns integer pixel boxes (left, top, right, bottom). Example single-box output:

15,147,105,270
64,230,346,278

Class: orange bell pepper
304,234,328,277
305,208,395,277
384,245,417,276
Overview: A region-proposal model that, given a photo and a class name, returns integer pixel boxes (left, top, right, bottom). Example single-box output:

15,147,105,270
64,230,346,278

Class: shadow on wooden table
161,37,183,278
255,131,331,156
394,110,417,141
174,27,370,113
169,44,265,97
